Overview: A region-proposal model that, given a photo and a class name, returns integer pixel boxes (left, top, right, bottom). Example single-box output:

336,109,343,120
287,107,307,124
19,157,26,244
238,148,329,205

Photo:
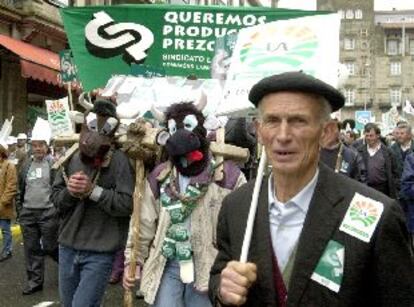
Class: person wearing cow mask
52,98,135,307
123,100,246,306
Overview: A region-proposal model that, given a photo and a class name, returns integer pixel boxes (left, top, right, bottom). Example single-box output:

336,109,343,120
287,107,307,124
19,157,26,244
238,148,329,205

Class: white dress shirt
268,169,319,272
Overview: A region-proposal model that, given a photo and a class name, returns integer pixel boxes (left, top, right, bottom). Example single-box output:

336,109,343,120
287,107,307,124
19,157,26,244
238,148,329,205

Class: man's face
31,141,48,160
393,127,401,140
365,129,380,147
256,92,333,178
17,139,26,147
344,131,355,145
322,121,340,148
397,127,411,145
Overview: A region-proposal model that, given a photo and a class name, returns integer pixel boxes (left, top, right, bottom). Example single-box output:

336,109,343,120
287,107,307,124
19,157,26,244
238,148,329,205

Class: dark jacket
357,143,398,199
320,143,367,183
399,153,414,232
209,164,414,306
15,157,56,218
51,149,134,253
389,142,414,193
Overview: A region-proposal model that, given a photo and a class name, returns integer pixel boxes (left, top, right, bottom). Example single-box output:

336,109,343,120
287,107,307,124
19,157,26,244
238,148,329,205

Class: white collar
268,168,319,214
367,142,381,156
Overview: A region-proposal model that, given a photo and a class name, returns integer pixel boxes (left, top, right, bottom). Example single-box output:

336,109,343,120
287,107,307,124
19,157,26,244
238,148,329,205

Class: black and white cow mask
155,102,210,177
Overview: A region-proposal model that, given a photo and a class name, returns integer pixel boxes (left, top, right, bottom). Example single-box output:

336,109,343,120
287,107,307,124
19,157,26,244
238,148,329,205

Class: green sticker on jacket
311,240,344,293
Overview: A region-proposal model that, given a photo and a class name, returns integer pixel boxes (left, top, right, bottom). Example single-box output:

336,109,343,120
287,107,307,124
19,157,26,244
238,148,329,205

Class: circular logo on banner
239,25,318,70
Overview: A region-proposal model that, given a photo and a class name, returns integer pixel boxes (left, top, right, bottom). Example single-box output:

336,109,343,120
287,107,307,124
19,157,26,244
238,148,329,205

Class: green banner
60,4,328,91
59,49,78,82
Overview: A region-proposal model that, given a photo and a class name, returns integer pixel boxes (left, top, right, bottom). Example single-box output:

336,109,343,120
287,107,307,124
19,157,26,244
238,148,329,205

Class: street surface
0,230,147,307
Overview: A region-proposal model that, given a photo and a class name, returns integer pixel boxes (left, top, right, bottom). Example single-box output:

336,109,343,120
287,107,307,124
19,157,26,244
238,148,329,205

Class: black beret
92,99,117,118
249,71,345,112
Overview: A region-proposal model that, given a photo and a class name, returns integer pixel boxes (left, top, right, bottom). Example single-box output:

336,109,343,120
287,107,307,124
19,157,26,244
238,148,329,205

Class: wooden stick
214,127,225,181
53,132,250,163
240,147,267,262
51,143,79,170
67,82,74,111
124,159,145,307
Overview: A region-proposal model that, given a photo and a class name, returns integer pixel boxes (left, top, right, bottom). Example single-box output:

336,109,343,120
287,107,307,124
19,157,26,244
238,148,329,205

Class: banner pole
240,146,267,262
67,82,74,111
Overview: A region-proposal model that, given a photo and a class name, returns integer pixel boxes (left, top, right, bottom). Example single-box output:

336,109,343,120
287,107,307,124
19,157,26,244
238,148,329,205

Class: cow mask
157,102,209,177
79,99,119,165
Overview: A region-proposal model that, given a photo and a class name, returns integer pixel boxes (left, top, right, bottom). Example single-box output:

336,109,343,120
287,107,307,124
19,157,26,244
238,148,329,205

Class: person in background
209,72,414,306
17,133,30,171
390,122,414,191
357,123,398,198
16,133,59,295
344,130,357,146
400,153,414,245
225,117,257,180
16,133,29,156
0,141,17,262
52,145,66,163
320,120,366,183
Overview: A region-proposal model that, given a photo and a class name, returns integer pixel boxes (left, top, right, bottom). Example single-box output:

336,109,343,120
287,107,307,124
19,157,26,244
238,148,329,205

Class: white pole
240,146,267,263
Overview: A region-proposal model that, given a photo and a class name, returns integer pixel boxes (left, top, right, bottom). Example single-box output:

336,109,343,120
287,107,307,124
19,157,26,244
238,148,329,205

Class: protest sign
61,4,327,90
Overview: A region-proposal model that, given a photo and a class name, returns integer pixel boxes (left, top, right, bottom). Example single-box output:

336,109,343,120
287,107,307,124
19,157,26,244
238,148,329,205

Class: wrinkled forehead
260,91,323,110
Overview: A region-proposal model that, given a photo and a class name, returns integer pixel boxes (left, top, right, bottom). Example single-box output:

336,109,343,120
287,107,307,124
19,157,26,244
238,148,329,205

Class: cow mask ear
157,130,170,146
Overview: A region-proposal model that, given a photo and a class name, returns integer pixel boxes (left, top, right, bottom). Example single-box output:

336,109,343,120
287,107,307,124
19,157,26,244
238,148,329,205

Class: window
344,62,356,76
410,39,414,55
390,62,401,75
345,9,354,19
390,89,402,105
338,10,345,19
360,29,368,37
355,9,363,19
387,39,401,55
344,89,356,106
344,38,355,50
361,41,369,49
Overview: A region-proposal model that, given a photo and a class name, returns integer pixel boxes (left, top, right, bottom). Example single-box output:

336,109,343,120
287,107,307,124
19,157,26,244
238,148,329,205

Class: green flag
59,50,78,82
61,4,328,91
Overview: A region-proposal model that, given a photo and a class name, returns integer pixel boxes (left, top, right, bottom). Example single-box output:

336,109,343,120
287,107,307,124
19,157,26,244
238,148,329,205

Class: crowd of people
0,71,413,306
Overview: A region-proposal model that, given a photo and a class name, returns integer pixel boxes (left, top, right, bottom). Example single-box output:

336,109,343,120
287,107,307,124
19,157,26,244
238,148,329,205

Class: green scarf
160,160,215,262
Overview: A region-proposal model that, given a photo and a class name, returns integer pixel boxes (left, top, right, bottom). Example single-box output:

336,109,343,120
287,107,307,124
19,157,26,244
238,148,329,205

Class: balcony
21,0,62,26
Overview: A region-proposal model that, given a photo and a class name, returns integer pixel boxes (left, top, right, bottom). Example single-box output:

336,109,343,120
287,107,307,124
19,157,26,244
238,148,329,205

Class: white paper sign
217,13,341,115
339,193,384,243
46,98,74,137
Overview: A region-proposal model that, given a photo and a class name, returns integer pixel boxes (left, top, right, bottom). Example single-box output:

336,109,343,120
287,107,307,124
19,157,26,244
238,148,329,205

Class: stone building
0,0,68,134
374,10,414,118
318,0,414,129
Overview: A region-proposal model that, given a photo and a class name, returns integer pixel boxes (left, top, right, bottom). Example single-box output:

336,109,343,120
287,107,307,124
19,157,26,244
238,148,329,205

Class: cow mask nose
165,129,201,157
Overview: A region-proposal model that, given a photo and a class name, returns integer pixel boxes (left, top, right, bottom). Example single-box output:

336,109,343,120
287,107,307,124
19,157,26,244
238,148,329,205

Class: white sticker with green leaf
339,193,384,243
311,240,344,293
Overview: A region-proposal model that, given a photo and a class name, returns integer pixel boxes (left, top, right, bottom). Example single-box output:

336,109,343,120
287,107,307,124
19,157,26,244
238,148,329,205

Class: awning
0,34,61,86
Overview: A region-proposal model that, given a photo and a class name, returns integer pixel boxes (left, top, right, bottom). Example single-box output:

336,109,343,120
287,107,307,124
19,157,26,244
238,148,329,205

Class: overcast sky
277,0,414,11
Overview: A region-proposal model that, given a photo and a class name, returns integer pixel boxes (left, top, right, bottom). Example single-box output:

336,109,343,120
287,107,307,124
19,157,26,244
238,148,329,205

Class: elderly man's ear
320,120,337,148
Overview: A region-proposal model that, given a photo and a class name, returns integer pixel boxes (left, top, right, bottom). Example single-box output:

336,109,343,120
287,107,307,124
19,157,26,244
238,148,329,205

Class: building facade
319,0,414,128
0,0,67,133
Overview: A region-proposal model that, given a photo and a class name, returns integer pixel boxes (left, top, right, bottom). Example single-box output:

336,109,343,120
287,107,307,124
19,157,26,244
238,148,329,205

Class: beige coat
125,162,246,304
0,159,17,219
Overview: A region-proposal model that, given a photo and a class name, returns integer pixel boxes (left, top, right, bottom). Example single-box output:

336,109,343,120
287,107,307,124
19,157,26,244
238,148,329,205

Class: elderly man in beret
209,72,414,306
